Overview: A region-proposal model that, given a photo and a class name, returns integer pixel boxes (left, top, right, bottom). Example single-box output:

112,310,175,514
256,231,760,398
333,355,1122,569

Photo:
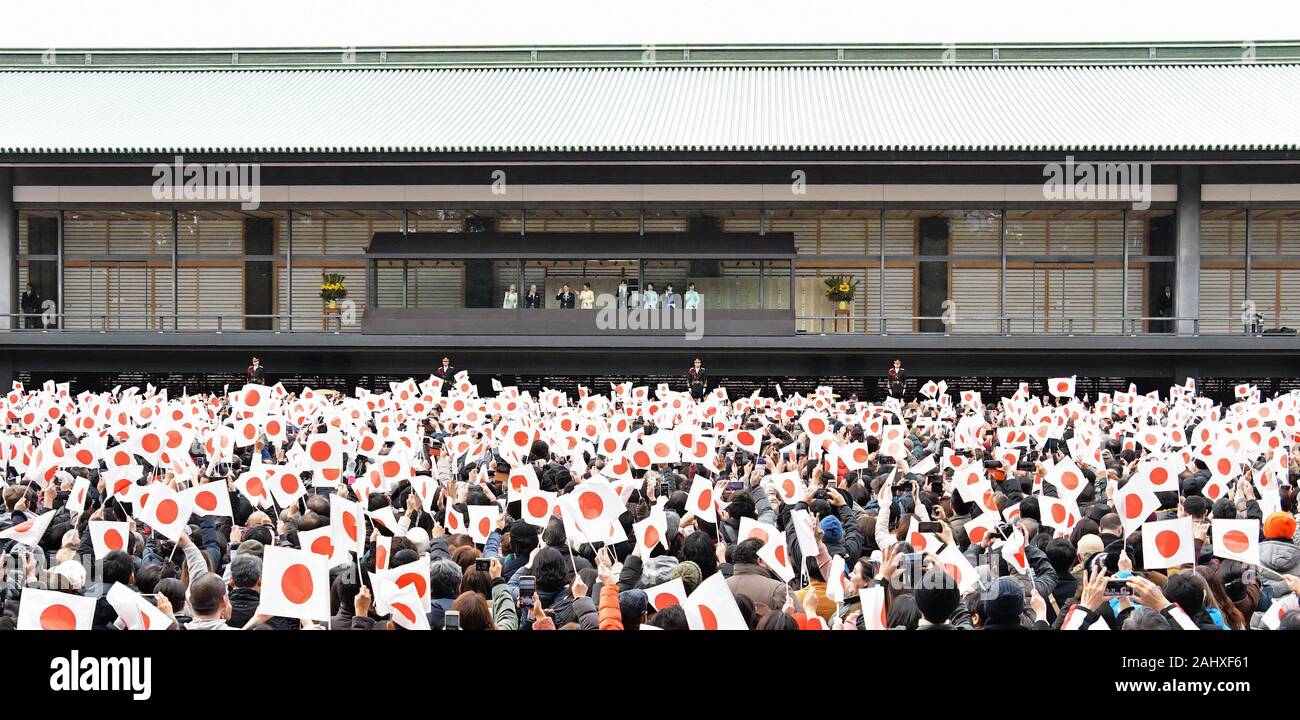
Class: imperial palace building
1,41,1299,397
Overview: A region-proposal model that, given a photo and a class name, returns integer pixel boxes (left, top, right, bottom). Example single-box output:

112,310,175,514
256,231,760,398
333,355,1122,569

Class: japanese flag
374,536,392,571
373,556,432,613
768,471,805,506
799,411,832,441
17,587,96,630
66,477,91,517
1200,473,1230,503
936,543,979,593
520,488,557,528
505,463,538,501
106,582,172,631
89,520,130,558
642,434,680,465
136,483,193,542
234,470,273,509
185,481,233,519
257,545,330,621
330,495,364,554
1048,376,1076,398
297,525,349,567
858,586,888,630
839,442,874,471
633,506,669,554
1141,516,1195,569
374,579,430,630
1114,483,1159,536
267,466,307,507
1000,528,1030,574
739,516,794,583
467,504,501,545
683,572,747,631
685,476,717,524
444,506,467,535
1044,456,1088,502
728,427,762,453
645,577,688,612
0,510,57,547
1212,518,1260,565
303,431,345,484
961,512,1001,546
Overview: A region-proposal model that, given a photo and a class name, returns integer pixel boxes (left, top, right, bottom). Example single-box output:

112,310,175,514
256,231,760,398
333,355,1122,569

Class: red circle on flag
1221,529,1252,554
527,497,549,518
652,592,678,610
774,545,787,566
633,451,650,467
910,532,927,551
104,528,124,551
644,526,660,548
1055,381,1070,393
310,441,332,463
393,601,417,625
342,513,358,542
280,474,299,494
310,536,333,556
478,517,491,537
653,442,670,458
1216,458,1233,476
697,489,712,512
853,448,869,464
281,563,314,604
196,490,218,512
1150,467,1169,485
513,431,529,448
808,417,826,435
247,477,265,498
40,603,77,630
1124,494,1145,520
397,572,427,598
968,526,987,544
141,434,161,454
1154,530,1181,558
737,431,754,446
1060,471,1079,490
155,499,179,525
698,604,719,630
246,389,261,405
578,492,604,520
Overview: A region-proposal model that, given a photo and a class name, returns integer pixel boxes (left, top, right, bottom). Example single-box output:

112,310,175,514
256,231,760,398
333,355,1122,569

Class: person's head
1182,495,1211,520
756,611,800,630
188,574,229,619
508,284,516,292
649,604,689,630
646,283,654,291
561,284,570,292
619,589,649,630
893,359,901,368
1098,513,1122,537
450,591,494,630
688,283,695,291
529,284,538,292
1044,538,1077,576
441,357,450,367
732,538,763,567
251,356,260,366
156,578,186,615
1164,572,1206,616
429,558,462,601
229,554,262,591
666,284,673,292
100,550,135,587
979,577,1025,625
24,282,32,292
914,568,961,624
681,532,717,578
1122,606,1171,630
532,547,569,593
583,282,591,290
693,358,702,369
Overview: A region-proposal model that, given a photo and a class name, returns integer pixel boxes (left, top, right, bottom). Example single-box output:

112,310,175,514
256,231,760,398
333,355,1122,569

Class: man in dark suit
688,357,708,401
887,358,906,400
555,284,576,309
246,357,266,385
434,357,455,381
524,284,542,309
20,283,41,329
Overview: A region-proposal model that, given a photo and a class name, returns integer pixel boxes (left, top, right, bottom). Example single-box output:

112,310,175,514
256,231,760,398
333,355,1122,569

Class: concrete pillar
1175,166,1201,336
0,169,15,329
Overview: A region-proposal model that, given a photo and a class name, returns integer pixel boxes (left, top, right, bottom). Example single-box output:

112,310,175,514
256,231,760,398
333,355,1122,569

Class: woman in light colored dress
684,282,701,309
502,284,518,309
578,282,596,309
642,283,659,309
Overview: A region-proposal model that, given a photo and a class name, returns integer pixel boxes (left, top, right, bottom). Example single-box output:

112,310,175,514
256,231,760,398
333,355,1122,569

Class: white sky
0,0,1296,48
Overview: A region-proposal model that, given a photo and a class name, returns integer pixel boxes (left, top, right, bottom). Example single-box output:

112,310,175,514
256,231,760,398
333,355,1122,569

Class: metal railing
3,313,355,334
795,314,1300,337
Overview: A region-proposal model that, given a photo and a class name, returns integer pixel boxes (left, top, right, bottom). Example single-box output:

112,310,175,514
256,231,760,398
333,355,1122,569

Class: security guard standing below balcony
886,358,906,400
688,357,708,401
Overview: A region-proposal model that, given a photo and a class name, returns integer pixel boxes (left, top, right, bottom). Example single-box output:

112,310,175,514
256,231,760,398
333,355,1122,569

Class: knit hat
619,588,649,623
820,515,844,544
236,539,265,558
672,561,702,594
1263,512,1297,541
981,576,1025,622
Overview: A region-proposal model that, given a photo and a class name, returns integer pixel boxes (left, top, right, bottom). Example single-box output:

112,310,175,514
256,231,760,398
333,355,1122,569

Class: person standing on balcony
684,283,701,310
578,283,595,310
643,283,659,310
663,284,678,309
246,357,266,385
434,357,455,382
556,284,576,309
20,283,41,329
688,357,708,401
617,279,629,308
502,284,518,309
886,358,906,400
524,284,542,309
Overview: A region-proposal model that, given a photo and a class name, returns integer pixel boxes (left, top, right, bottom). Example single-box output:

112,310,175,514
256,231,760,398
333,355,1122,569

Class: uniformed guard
688,357,709,400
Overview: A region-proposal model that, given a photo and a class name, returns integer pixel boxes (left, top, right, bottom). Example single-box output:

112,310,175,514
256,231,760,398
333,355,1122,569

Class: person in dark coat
524,284,542,309
434,357,455,381
20,283,42,329
246,357,266,385
687,358,708,401
887,359,907,400
555,284,576,309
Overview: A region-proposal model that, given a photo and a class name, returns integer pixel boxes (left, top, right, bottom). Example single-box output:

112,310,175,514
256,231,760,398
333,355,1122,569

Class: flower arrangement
823,275,858,303
320,272,348,305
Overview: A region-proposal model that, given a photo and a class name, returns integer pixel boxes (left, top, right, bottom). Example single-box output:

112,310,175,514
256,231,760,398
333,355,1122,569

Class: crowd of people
1,370,1299,631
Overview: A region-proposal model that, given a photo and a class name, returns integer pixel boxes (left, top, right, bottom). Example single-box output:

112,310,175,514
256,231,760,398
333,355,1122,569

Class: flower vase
837,300,848,311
